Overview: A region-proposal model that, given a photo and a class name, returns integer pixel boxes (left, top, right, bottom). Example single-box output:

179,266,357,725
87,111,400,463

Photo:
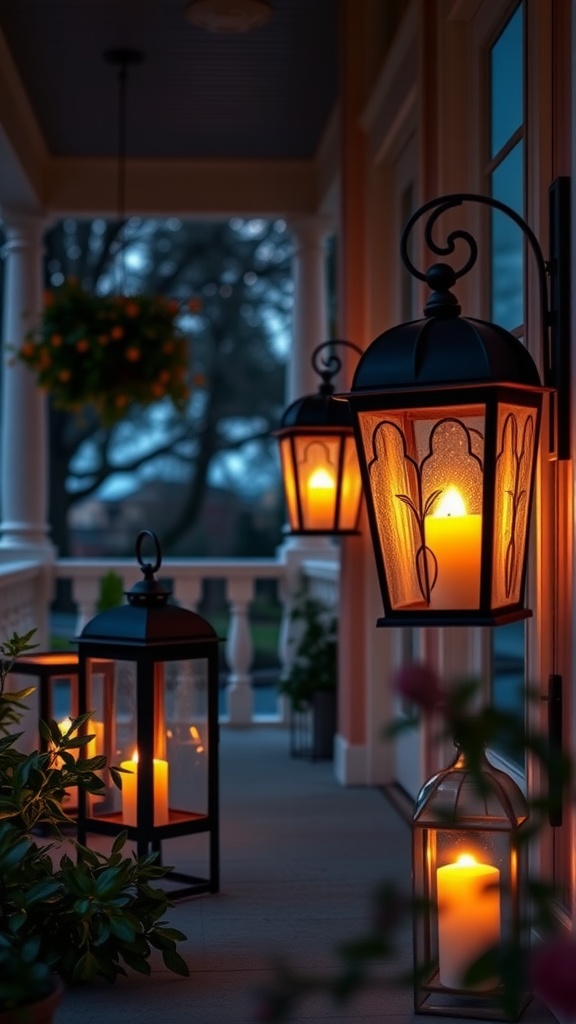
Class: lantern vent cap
276,389,353,431
413,744,529,828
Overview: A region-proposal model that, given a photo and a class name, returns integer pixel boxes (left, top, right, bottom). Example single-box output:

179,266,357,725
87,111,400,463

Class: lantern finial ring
135,529,162,577
311,339,363,394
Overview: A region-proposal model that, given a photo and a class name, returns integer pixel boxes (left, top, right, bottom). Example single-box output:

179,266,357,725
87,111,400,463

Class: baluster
225,577,254,725
171,575,202,612
71,578,102,633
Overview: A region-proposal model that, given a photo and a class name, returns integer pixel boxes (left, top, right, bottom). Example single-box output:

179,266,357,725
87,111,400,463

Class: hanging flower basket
17,280,190,426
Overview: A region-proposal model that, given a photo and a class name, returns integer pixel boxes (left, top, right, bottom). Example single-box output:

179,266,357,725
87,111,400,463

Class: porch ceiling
0,0,338,162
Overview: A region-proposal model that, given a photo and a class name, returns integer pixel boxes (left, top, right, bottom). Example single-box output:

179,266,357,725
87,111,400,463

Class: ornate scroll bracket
400,180,571,460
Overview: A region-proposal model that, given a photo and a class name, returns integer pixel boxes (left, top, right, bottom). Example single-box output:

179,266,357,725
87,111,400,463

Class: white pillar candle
437,853,500,990
425,486,482,608
120,752,170,826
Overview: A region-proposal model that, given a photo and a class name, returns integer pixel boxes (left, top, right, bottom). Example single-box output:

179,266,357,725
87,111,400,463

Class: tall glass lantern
413,742,530,1018
76,530,221,898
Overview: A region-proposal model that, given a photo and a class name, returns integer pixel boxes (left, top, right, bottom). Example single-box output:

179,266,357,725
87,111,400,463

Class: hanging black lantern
275,340,364,535
341,181,570,626
76,530,221,899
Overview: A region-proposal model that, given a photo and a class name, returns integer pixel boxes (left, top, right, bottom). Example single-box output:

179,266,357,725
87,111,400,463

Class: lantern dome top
350,312,542,395
278,389,353,430
414,746,529,829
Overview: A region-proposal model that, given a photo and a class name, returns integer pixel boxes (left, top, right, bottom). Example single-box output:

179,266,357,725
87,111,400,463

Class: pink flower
531,937,576,1018
393,662,444,714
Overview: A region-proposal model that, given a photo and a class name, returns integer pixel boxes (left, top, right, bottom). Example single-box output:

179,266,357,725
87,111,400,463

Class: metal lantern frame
412,744,530,1020
76,530,221,899
275,339,364,536
341,179,570,627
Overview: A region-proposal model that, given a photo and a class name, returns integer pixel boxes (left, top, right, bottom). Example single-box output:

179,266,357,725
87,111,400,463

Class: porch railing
0,549,339,725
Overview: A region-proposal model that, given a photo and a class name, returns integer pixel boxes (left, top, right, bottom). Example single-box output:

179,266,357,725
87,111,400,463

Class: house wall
335,2,576,944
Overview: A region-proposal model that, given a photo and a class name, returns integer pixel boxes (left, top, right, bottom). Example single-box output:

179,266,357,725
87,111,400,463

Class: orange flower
125,301,139,318
76,339,90,353
98,334,109,346
167,300,179,315
115,395,129,408
158,370,171,384
188,297,202,314
50,334,63,348
126,346,141,362
151,383,164,398
163,341,175,354
111,326,124,340
20,341,35,358
58,369,71,383
192,372,206,388
43,290,54,307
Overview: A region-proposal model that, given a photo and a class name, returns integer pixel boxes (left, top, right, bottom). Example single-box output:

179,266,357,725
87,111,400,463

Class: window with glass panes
488,4,526,768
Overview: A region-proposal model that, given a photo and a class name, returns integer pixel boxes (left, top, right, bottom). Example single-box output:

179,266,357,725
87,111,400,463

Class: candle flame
308,467,335,490
132,749,139,763
434,486,467,517
455,853,478,867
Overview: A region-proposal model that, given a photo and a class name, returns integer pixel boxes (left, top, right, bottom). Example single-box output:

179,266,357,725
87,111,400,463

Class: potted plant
15,279,190,426
0,629,189,1019
280,592,338,761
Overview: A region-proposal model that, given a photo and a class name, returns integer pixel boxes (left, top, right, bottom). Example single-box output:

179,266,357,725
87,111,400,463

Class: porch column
279,216,336,719
0,210,52,557
287,215,332,403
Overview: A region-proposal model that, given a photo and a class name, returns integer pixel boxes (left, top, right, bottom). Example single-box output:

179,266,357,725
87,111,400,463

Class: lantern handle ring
311,339,363,394
135,529,162,577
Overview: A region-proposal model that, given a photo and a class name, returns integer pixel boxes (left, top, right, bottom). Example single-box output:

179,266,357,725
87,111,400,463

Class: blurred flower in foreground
393,662,444,714
531,937,576,1019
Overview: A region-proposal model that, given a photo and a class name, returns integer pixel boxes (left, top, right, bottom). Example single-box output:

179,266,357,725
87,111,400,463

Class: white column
0,210,52,556
287,216,333,404
226,576,255,725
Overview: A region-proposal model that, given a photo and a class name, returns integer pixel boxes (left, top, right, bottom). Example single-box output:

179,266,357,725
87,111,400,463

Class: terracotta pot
0,981,63,1024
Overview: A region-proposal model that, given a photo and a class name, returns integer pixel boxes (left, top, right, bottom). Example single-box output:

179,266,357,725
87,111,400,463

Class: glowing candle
437,854,500,989
86,720,105,760
305,466,335,529
425,486,482,608
120,751,170,826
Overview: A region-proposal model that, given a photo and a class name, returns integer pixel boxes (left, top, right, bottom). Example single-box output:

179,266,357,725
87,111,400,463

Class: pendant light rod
104,48,143,290
311,340,363,394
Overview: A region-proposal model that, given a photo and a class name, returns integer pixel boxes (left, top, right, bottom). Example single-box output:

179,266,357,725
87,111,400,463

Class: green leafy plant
16,279,190,426
96,571,125,613
279,592,337,710
0,629,189,1010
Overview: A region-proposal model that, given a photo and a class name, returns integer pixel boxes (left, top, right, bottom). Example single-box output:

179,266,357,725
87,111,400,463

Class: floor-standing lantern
413,741,530,1018
341,183,570,625
275,340,364,535
76,530,221,898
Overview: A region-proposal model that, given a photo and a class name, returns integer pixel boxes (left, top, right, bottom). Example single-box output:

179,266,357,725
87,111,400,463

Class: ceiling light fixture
185,0,273,33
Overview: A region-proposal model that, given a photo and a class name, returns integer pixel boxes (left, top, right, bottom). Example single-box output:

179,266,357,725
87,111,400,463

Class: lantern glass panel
356,403,486,610
492,401,537,607
340,435,363,529
85,657,209,825
293,433,342,531
279,437,299,528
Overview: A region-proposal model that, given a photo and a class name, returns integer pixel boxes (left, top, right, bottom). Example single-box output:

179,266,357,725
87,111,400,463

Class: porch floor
54,727,556,1024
